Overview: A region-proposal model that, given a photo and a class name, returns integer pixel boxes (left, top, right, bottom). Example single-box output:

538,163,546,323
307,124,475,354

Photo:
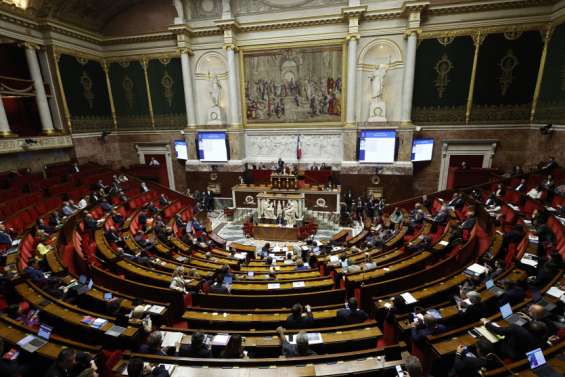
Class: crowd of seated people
0,159,563,377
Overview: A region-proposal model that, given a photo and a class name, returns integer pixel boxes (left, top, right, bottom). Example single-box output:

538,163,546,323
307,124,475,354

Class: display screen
411,138,434,162
174,140,188,160
358,130,396,163
197,132,228,162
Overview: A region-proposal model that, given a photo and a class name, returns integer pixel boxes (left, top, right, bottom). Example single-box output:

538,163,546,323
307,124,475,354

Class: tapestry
243,45,343,124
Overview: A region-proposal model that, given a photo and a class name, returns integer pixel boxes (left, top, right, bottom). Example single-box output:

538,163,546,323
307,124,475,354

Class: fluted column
345,35,359,126
225,44,241,126
25,44,55,134
0,94,15,137
400,30,417,123
179,48,197,127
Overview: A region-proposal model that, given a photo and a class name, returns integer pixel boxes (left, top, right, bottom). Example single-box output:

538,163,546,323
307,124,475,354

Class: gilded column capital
404,28,421,39
177,47,193,55
345,33,361,41
223,43,239,52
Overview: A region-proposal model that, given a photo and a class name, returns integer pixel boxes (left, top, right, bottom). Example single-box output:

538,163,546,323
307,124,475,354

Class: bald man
528,304,556,338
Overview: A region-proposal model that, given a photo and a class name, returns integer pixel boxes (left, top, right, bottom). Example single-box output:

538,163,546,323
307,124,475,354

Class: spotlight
540,124,553,135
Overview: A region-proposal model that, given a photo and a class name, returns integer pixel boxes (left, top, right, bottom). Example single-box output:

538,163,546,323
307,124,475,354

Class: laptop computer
486,279,504,296
17,323,52,353
526,348,562,377
500,303,528,326
76,278,94,295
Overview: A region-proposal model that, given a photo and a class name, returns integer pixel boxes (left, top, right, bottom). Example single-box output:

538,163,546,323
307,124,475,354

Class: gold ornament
498,49,518,96
80,71,94,109
161,70,174,108
122,75,135,109
434,53,453,98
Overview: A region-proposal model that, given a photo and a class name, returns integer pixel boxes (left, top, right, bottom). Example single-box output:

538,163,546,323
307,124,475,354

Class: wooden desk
253,224,299,241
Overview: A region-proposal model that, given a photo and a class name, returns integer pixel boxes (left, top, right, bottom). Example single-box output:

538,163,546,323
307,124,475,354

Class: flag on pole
296,135,302,160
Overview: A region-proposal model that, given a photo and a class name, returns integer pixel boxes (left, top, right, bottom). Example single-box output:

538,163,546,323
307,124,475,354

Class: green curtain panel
472,31,543,122
412,36,474,124
109,60,151,129
58,54,112,132
148,57,187,129
536,23,565,123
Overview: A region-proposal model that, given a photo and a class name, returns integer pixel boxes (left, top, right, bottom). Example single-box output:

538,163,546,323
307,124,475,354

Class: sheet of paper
161,331,184,348
292,281,305,288
401,292,417,304
211,334,231,346
268,283,280,289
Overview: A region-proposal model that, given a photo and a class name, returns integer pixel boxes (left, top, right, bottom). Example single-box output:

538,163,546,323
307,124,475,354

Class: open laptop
18,323,53,353
76,278,94,295
500,303,528,326
526,348,561,377
485,279,504,296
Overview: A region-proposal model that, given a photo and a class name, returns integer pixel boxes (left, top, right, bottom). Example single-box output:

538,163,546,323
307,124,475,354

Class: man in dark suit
0,224,13,246
336,298,368,324
207,275,229,294
457,291,485,325
483,318,546,360
453,340,499,377
286,303,314,329
105,226,124,247
497,280,525,306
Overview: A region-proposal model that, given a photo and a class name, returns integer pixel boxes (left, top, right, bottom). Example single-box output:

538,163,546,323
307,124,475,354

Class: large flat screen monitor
358,130,396,163
197,132,228,162
411,138,434,162
174,140,188,160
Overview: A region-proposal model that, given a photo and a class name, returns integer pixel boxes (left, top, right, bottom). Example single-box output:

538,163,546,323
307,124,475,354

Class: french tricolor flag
296,135,302,160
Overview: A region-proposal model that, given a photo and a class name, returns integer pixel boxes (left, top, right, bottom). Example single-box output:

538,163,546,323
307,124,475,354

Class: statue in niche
263,199,276,220
367,63,389,122
210,74,222,106
284,200,298,227
207,73,225,124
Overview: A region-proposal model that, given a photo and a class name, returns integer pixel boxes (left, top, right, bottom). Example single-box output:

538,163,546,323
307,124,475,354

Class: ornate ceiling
20,0,147,31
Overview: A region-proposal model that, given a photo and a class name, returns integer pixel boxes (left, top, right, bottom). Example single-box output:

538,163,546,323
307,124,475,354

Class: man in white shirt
527,186,543,200
148,157,160,167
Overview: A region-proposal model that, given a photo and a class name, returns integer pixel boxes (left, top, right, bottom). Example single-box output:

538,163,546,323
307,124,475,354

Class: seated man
336,297,368,324
276,327,317,357
159,194,170,207
286,303,313,329
104,226,124,247
456,290,485,325
111,211,125,227
410,313,446,343
134,231,155,252
100,199,113,213
482,318,546,361
514,178,527,193
497,280,525,307
526,185,543,200
83,213,98,233
176,331,211,358
0,223,13,247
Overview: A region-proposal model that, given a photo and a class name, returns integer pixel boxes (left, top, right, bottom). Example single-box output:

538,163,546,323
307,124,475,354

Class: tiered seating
1,165,563,377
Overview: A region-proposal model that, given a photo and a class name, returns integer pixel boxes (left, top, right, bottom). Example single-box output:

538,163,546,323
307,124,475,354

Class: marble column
226,45,241,126
0,94,15,136
345,35,359,125
180,48,197,127
400,31,417,123
25,45,55,134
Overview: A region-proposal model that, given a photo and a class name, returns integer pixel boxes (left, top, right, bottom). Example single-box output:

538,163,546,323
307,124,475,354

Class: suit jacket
458,302,485,325
498,286,525,306
336,308,369,324
485,322,540,360
286,313,313,329
0,231,12,245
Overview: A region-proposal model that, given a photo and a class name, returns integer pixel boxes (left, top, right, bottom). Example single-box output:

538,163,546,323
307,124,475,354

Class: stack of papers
465,263,488,277
546,286,565,299
520,253,538,267
148,305,165,315
211,334,231,346
233,252,246,260
161,331,183,348
474,326,503,343
329,255,340,263
439,240,449,246
105,325,126,337
401,292,417,304
92,318,108,329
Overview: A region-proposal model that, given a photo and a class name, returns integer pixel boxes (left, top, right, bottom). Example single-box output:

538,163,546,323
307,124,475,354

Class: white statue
173,0,184,23
263,200,276,220
367,63,389,122
284,201,297,227
222,0,232,19
210,74,222,107
369,64,388,99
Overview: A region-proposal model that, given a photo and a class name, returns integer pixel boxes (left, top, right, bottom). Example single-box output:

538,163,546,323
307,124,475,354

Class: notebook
500,303,527,326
